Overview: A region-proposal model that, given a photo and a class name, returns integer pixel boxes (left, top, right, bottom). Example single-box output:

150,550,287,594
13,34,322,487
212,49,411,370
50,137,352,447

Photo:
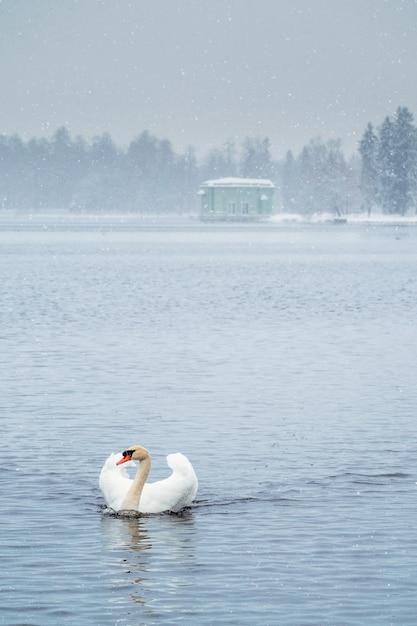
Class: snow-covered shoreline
268,212,417,226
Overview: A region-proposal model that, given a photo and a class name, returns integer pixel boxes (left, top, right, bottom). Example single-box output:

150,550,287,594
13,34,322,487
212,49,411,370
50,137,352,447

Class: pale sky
1,0,416,159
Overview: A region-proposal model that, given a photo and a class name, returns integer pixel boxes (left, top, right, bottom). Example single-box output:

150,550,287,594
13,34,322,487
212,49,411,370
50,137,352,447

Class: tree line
359,107,417,215
0,106,416,215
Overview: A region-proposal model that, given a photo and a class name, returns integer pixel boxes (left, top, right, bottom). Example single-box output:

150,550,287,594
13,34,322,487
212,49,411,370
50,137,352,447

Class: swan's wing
166,452,196,476
99,452,133,510
138,453,198,514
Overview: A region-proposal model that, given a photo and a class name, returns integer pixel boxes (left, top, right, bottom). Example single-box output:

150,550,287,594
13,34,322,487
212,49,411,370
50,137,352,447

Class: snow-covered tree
378,115,397,214
201,139,238,181
359,123,379,214
177,146,200,212
281,138,354,215
239,136,273,179
75,133,122,211
390,106,417,214
377,107,417,214
281,150,297,212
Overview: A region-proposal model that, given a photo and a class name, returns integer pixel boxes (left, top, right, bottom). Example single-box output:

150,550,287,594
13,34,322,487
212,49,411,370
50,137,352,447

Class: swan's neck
120,456,151,511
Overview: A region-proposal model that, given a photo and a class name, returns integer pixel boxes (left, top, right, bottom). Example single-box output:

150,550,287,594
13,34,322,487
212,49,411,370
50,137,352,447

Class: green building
198,177,275,221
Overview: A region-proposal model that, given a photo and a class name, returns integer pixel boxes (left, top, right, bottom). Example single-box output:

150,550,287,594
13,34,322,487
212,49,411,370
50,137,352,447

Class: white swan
99,445,198,513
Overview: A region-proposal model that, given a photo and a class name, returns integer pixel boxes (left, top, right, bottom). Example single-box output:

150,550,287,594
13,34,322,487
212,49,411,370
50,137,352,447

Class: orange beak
116,455,131,465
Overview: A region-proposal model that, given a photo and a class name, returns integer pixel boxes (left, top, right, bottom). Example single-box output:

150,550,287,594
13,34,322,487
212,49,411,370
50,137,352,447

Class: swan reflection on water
100,506,198,610
101,514,152,553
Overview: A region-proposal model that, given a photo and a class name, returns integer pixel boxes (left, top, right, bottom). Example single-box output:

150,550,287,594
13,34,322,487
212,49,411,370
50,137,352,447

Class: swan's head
116,445,150,465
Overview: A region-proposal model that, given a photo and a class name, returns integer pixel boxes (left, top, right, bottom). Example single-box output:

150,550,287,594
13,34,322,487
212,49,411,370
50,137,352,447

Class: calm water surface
1,218,416,625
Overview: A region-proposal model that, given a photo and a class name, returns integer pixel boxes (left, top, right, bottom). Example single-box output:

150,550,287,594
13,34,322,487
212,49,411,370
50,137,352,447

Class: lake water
1,216,416,625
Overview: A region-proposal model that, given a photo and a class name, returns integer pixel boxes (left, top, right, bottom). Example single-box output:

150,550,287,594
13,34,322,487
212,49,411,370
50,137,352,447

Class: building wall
200,184,274,220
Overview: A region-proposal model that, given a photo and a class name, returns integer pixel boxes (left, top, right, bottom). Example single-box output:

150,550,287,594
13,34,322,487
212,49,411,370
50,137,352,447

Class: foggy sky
1,0,417,159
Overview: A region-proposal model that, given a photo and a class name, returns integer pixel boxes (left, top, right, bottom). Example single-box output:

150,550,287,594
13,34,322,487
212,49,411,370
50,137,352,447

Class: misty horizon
1,1,416,160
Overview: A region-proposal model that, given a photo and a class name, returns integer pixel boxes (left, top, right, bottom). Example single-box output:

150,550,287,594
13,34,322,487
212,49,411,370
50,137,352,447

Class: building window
241,202,249,214
228,201,236,214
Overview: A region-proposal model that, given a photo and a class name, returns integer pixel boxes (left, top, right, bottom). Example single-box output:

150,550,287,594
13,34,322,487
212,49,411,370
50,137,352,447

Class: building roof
201,177,275,188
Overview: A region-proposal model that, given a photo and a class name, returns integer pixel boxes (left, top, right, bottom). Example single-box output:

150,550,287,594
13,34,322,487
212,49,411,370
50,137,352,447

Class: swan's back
139,453,198,513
